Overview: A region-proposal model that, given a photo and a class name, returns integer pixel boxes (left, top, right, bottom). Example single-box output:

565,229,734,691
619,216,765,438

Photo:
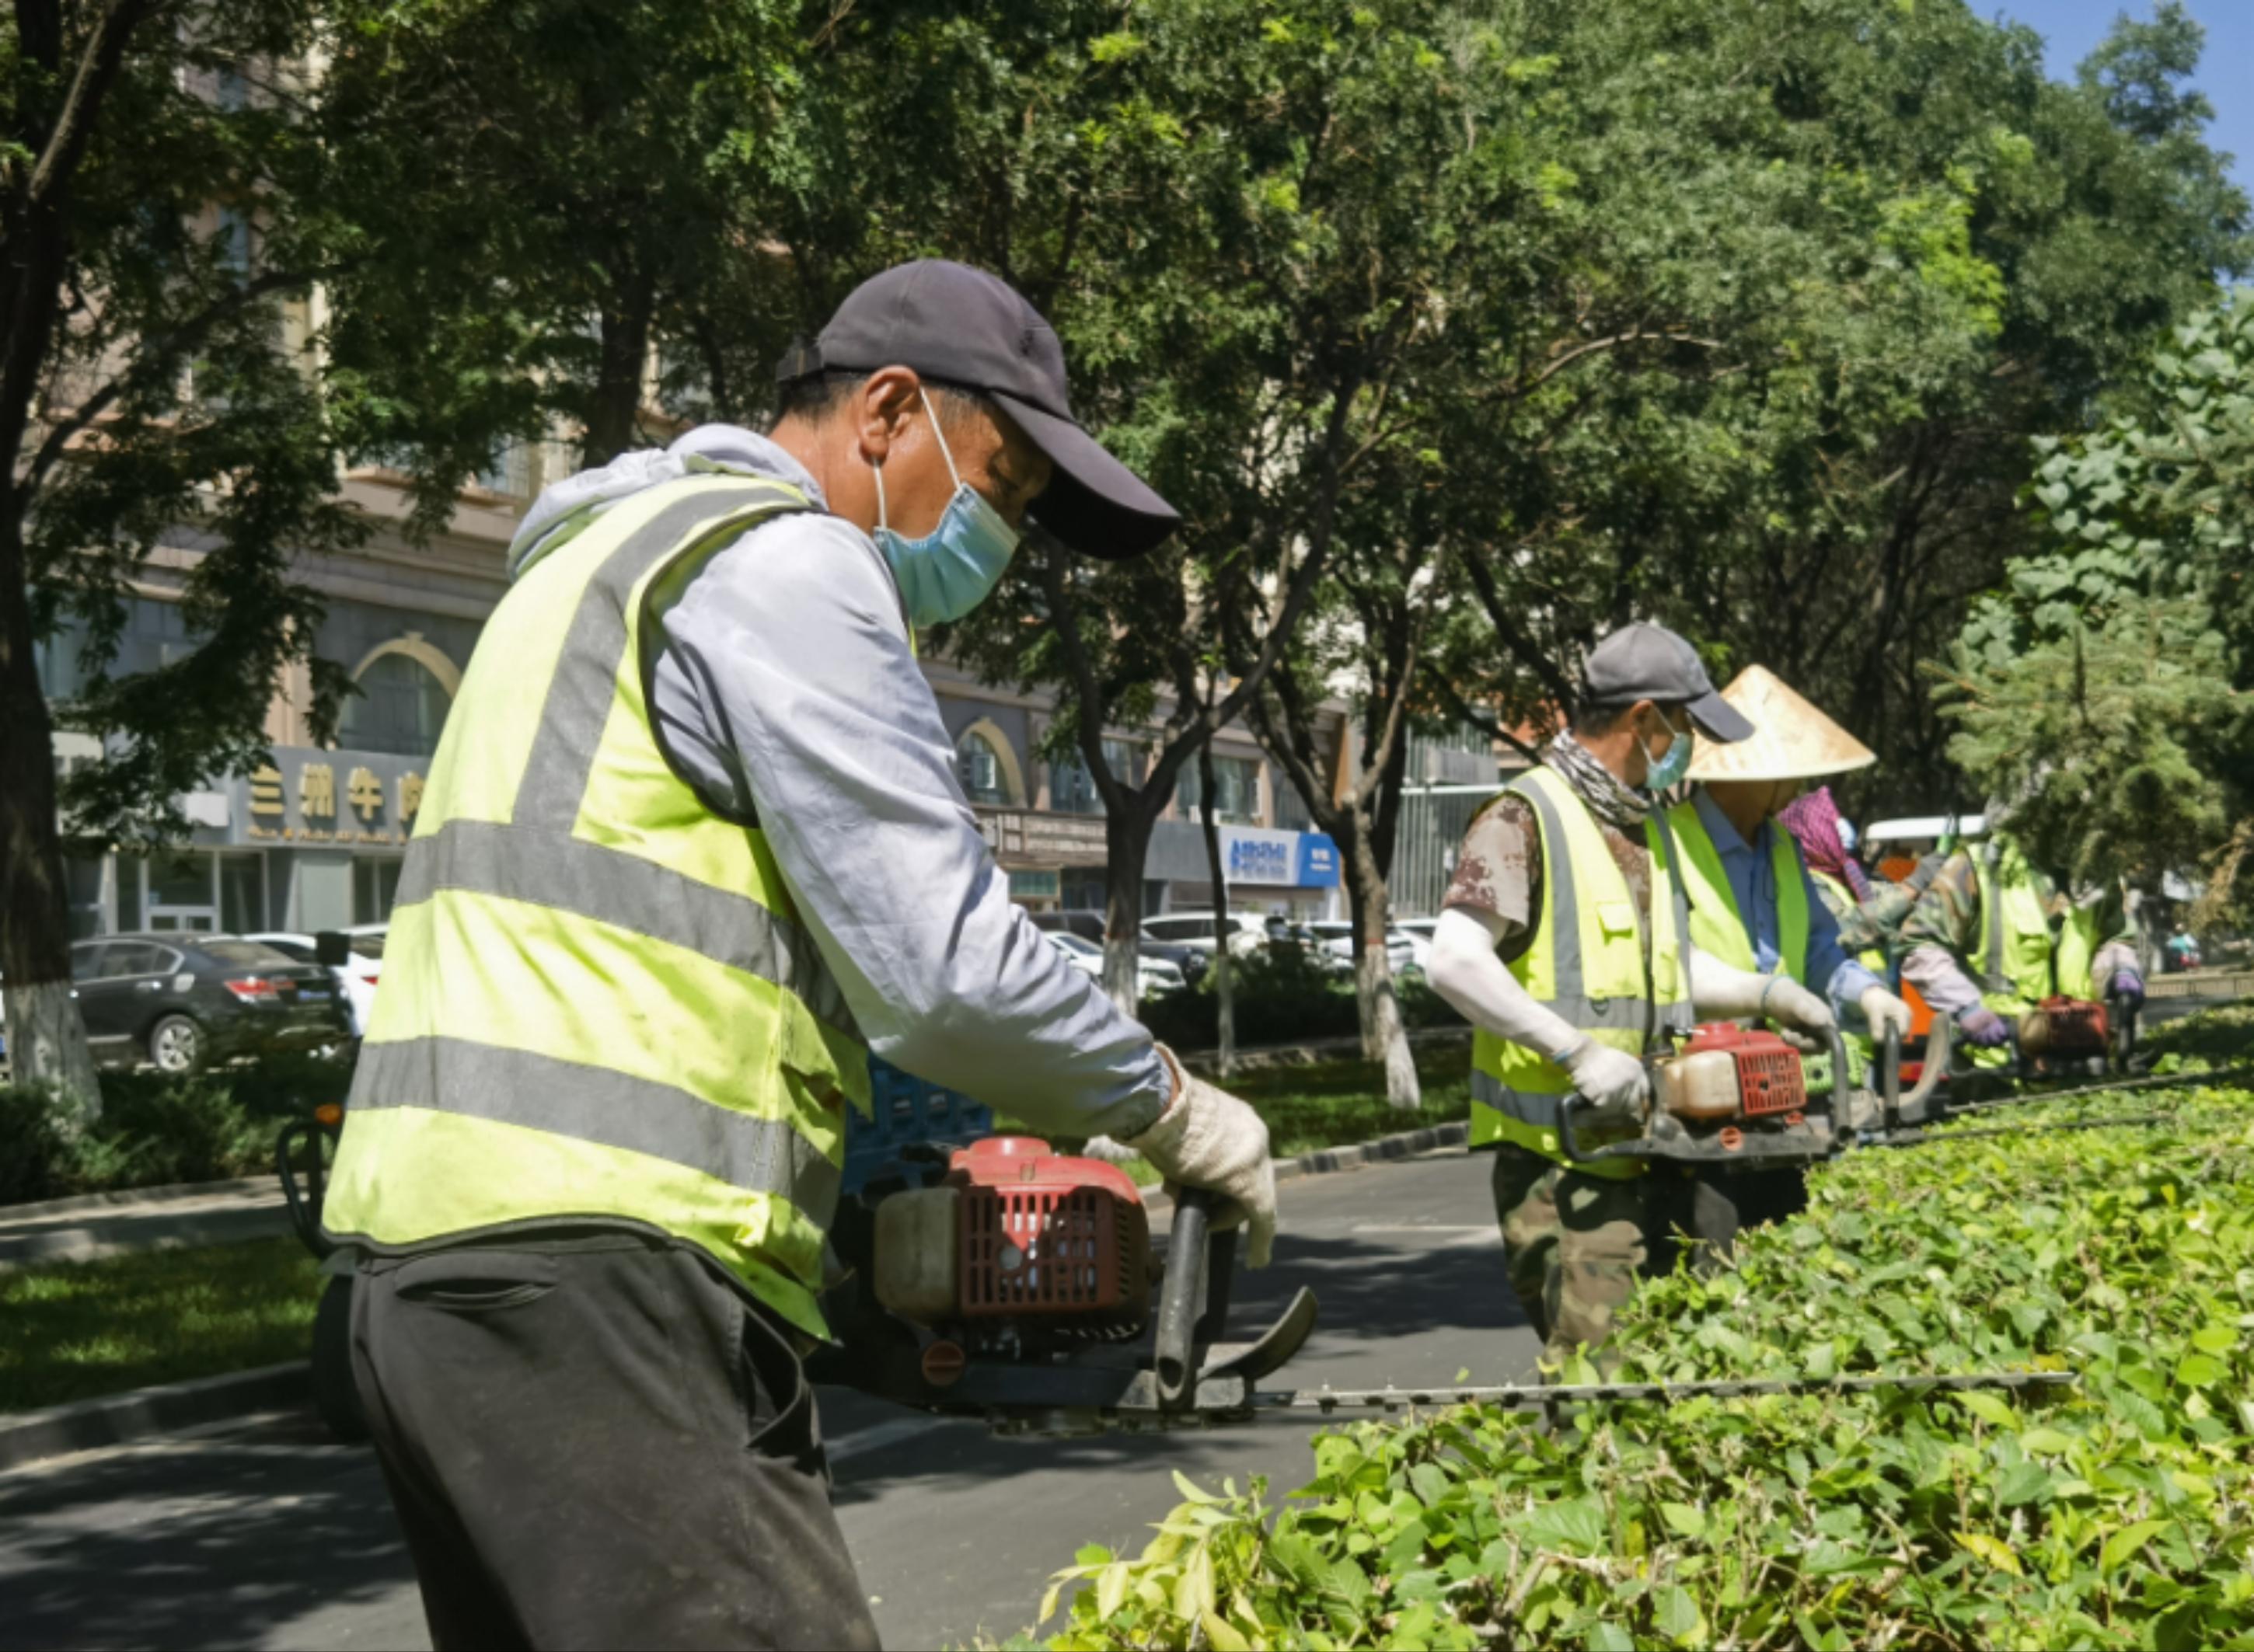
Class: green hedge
1138,948,1462,1051
0,1051,354,1204
1031,1019,2254,1650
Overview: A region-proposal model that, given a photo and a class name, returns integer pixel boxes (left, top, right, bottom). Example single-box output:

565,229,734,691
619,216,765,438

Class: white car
1045,929,1187,998
246,928,386,1037
1140,911,1268,962
1392,918,1439,972
1304,921,1418,977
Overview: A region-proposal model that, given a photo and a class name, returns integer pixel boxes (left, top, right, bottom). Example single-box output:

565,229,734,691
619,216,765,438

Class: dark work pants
349,1232,881,1651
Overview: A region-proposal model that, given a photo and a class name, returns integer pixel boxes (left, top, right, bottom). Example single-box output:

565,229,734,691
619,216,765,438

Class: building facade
42,455,1355,939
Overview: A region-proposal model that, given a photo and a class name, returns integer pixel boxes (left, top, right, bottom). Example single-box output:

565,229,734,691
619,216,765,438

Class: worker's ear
853,367,925,468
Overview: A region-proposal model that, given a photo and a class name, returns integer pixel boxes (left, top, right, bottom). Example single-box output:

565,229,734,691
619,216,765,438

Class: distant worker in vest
1669,668,1915,1217
318,261,1279,1650
1897,817,2143,1067
1426,626,1844,1373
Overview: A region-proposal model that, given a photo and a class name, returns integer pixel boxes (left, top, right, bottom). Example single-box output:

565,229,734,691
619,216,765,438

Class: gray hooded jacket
505,426,1168,1139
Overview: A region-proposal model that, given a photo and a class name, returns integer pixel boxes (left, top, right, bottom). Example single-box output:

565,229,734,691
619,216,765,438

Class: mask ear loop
916,385,965,492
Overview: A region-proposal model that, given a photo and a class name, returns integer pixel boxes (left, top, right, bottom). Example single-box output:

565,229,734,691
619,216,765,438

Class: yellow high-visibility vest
1469,767,1692,1180
1970,835,2102,1013
322,473,870,1337
1665,794,1809,984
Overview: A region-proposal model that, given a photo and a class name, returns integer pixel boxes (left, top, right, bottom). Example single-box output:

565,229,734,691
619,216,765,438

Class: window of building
474,442,536,498
65,855,106,940
219,852,266,933
1177,754,1261,825
340,652,452,759
1273,771,1315,833
354,858,403,923
956,728,1012,807
35,596,203,702
1049,737,1137,815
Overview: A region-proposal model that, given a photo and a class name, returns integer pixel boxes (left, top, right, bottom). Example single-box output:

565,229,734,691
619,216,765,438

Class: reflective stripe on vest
321,475,869,1338
1469,767,1691,1178
1666,795,1809,983
1970,837,2102,1013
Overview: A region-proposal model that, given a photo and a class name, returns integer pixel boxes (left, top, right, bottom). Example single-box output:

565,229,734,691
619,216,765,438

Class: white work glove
1558,1037,1650,1122
1858,985,1913,1043
1126,1047,1278,1268
1759,975,1836,1036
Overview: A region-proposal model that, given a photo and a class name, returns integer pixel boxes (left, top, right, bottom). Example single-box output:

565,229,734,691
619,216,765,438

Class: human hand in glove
1126,1048,1278,1267
1558,1037,1650,1123
1759,975,1836,1036
1958,1007,2012,1048
2109,968,2145,1009
1858,985,1914,1042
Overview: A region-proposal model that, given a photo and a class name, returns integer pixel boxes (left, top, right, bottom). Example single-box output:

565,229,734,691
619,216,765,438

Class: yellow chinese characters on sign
398,771,425,827
249,764,285,819
300,763,336,822
347,766,385,823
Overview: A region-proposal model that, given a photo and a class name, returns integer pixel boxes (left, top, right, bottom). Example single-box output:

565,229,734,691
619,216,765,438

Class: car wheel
147,1013,204,1075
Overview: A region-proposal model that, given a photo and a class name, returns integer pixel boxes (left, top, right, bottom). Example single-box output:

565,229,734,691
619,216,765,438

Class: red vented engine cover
947,1137,1150,1330
1683,1023,1806,1117
2025,995,2109,1058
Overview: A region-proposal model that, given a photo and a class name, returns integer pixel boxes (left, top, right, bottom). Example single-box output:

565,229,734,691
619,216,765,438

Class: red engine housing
945,1137,1150,1329
2024,995,2109,1058
1682,1022,1807,1117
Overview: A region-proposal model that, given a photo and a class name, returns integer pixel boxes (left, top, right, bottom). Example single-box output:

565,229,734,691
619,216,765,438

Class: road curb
0,1174,284,1223
0,1361,309,1473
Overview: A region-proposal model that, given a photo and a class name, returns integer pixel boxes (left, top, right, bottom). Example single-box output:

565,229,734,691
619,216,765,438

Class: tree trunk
0,511,102,1124
583,286,656,466
1345,817,1419,1110
1101,806,1153,1016
1195,742,1237,1077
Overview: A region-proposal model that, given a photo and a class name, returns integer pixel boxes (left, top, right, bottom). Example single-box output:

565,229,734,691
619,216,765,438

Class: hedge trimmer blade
1254,1369,2079,1413
1947,1062,2254,1114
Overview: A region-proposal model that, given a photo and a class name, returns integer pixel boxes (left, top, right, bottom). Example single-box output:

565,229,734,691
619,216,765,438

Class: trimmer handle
1154,1189,1235,1410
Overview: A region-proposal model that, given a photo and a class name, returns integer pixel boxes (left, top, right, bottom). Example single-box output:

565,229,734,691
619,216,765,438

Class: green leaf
1523,1497,1609,1556
1955,1391,2019,1431
1651,1584,1704,1643
1955,1532,2023,1576
1659,1501,1708,1541
1586,1621,1635,1652
2174,1352,2226,1388
1171,1469,1220,1505
2100,1520,2169,1577
2019,1427,2075,1456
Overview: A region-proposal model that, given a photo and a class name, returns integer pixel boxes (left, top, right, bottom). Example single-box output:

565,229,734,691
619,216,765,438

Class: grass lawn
0,1238,323,1414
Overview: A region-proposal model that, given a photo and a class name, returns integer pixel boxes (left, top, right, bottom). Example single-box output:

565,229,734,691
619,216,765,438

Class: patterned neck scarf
1543,731,1649,832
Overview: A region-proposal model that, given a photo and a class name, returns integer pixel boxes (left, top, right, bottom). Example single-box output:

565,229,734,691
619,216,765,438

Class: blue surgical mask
1638,712,1694,793
871,388,1021,626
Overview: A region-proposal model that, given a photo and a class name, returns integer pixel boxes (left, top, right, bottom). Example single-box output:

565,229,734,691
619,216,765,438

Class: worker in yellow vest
1775,786,1926,978
1669,668,1914,1225
1899,826,2141,1068
1428,627,1841,1372
319,263,1279,1650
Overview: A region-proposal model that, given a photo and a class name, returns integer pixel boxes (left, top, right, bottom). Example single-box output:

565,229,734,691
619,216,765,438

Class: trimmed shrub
1139,948,1462,1051
1030,1016,2254,1650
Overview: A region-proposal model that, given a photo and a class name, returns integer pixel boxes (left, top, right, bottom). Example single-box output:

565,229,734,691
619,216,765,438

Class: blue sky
1998,1,2249,188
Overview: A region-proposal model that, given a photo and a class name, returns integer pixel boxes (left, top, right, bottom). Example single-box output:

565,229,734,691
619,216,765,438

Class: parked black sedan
69,935,351,1075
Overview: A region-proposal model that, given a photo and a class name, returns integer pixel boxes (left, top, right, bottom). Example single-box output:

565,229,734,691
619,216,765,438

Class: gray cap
1579,623,1754,743
778,260,1180,560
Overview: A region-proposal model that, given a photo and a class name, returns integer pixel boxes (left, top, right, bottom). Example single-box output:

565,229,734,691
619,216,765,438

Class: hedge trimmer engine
2015,996,2110,1061
814,1136,1318,1437
1653,1023,1809,1125
871,1137,1153,1358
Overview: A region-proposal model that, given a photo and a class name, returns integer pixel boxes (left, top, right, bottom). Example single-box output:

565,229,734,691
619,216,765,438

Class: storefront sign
225,745,427,849
975,808,1111,868
1224,828,1300,886
1296,834,1341,887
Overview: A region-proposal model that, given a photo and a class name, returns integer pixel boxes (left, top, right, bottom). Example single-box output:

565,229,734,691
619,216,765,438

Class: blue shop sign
1296,834,1341,887
1225,834,1297,885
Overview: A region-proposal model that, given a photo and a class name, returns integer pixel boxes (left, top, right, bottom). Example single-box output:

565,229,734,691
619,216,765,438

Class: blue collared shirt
1690,788,1882,1020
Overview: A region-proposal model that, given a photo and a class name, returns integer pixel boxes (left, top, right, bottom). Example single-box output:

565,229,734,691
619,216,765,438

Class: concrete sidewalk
0,1177,290,1272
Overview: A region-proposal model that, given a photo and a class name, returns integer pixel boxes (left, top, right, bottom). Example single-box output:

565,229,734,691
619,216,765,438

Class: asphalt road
0,1148,1534,1651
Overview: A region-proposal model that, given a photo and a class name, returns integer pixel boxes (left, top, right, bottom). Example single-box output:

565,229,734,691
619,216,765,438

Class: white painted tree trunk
3,978,102,1131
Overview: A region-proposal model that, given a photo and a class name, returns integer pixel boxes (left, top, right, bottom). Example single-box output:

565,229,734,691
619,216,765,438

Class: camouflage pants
1490,1146,1671,1375
1491,1148,1806,1372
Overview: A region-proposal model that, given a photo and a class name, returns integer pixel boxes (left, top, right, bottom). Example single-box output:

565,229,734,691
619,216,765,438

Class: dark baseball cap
1579,623,1754,743
778,260,1181,560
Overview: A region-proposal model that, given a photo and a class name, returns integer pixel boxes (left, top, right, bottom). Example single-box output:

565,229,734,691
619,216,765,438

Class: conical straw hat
1685,666,1875,782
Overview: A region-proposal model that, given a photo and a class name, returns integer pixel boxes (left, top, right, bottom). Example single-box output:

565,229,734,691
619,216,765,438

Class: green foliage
1030,1019,2254,1649
0,1051,352,1203
0,1239,323,1413
1947,296,2254,915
